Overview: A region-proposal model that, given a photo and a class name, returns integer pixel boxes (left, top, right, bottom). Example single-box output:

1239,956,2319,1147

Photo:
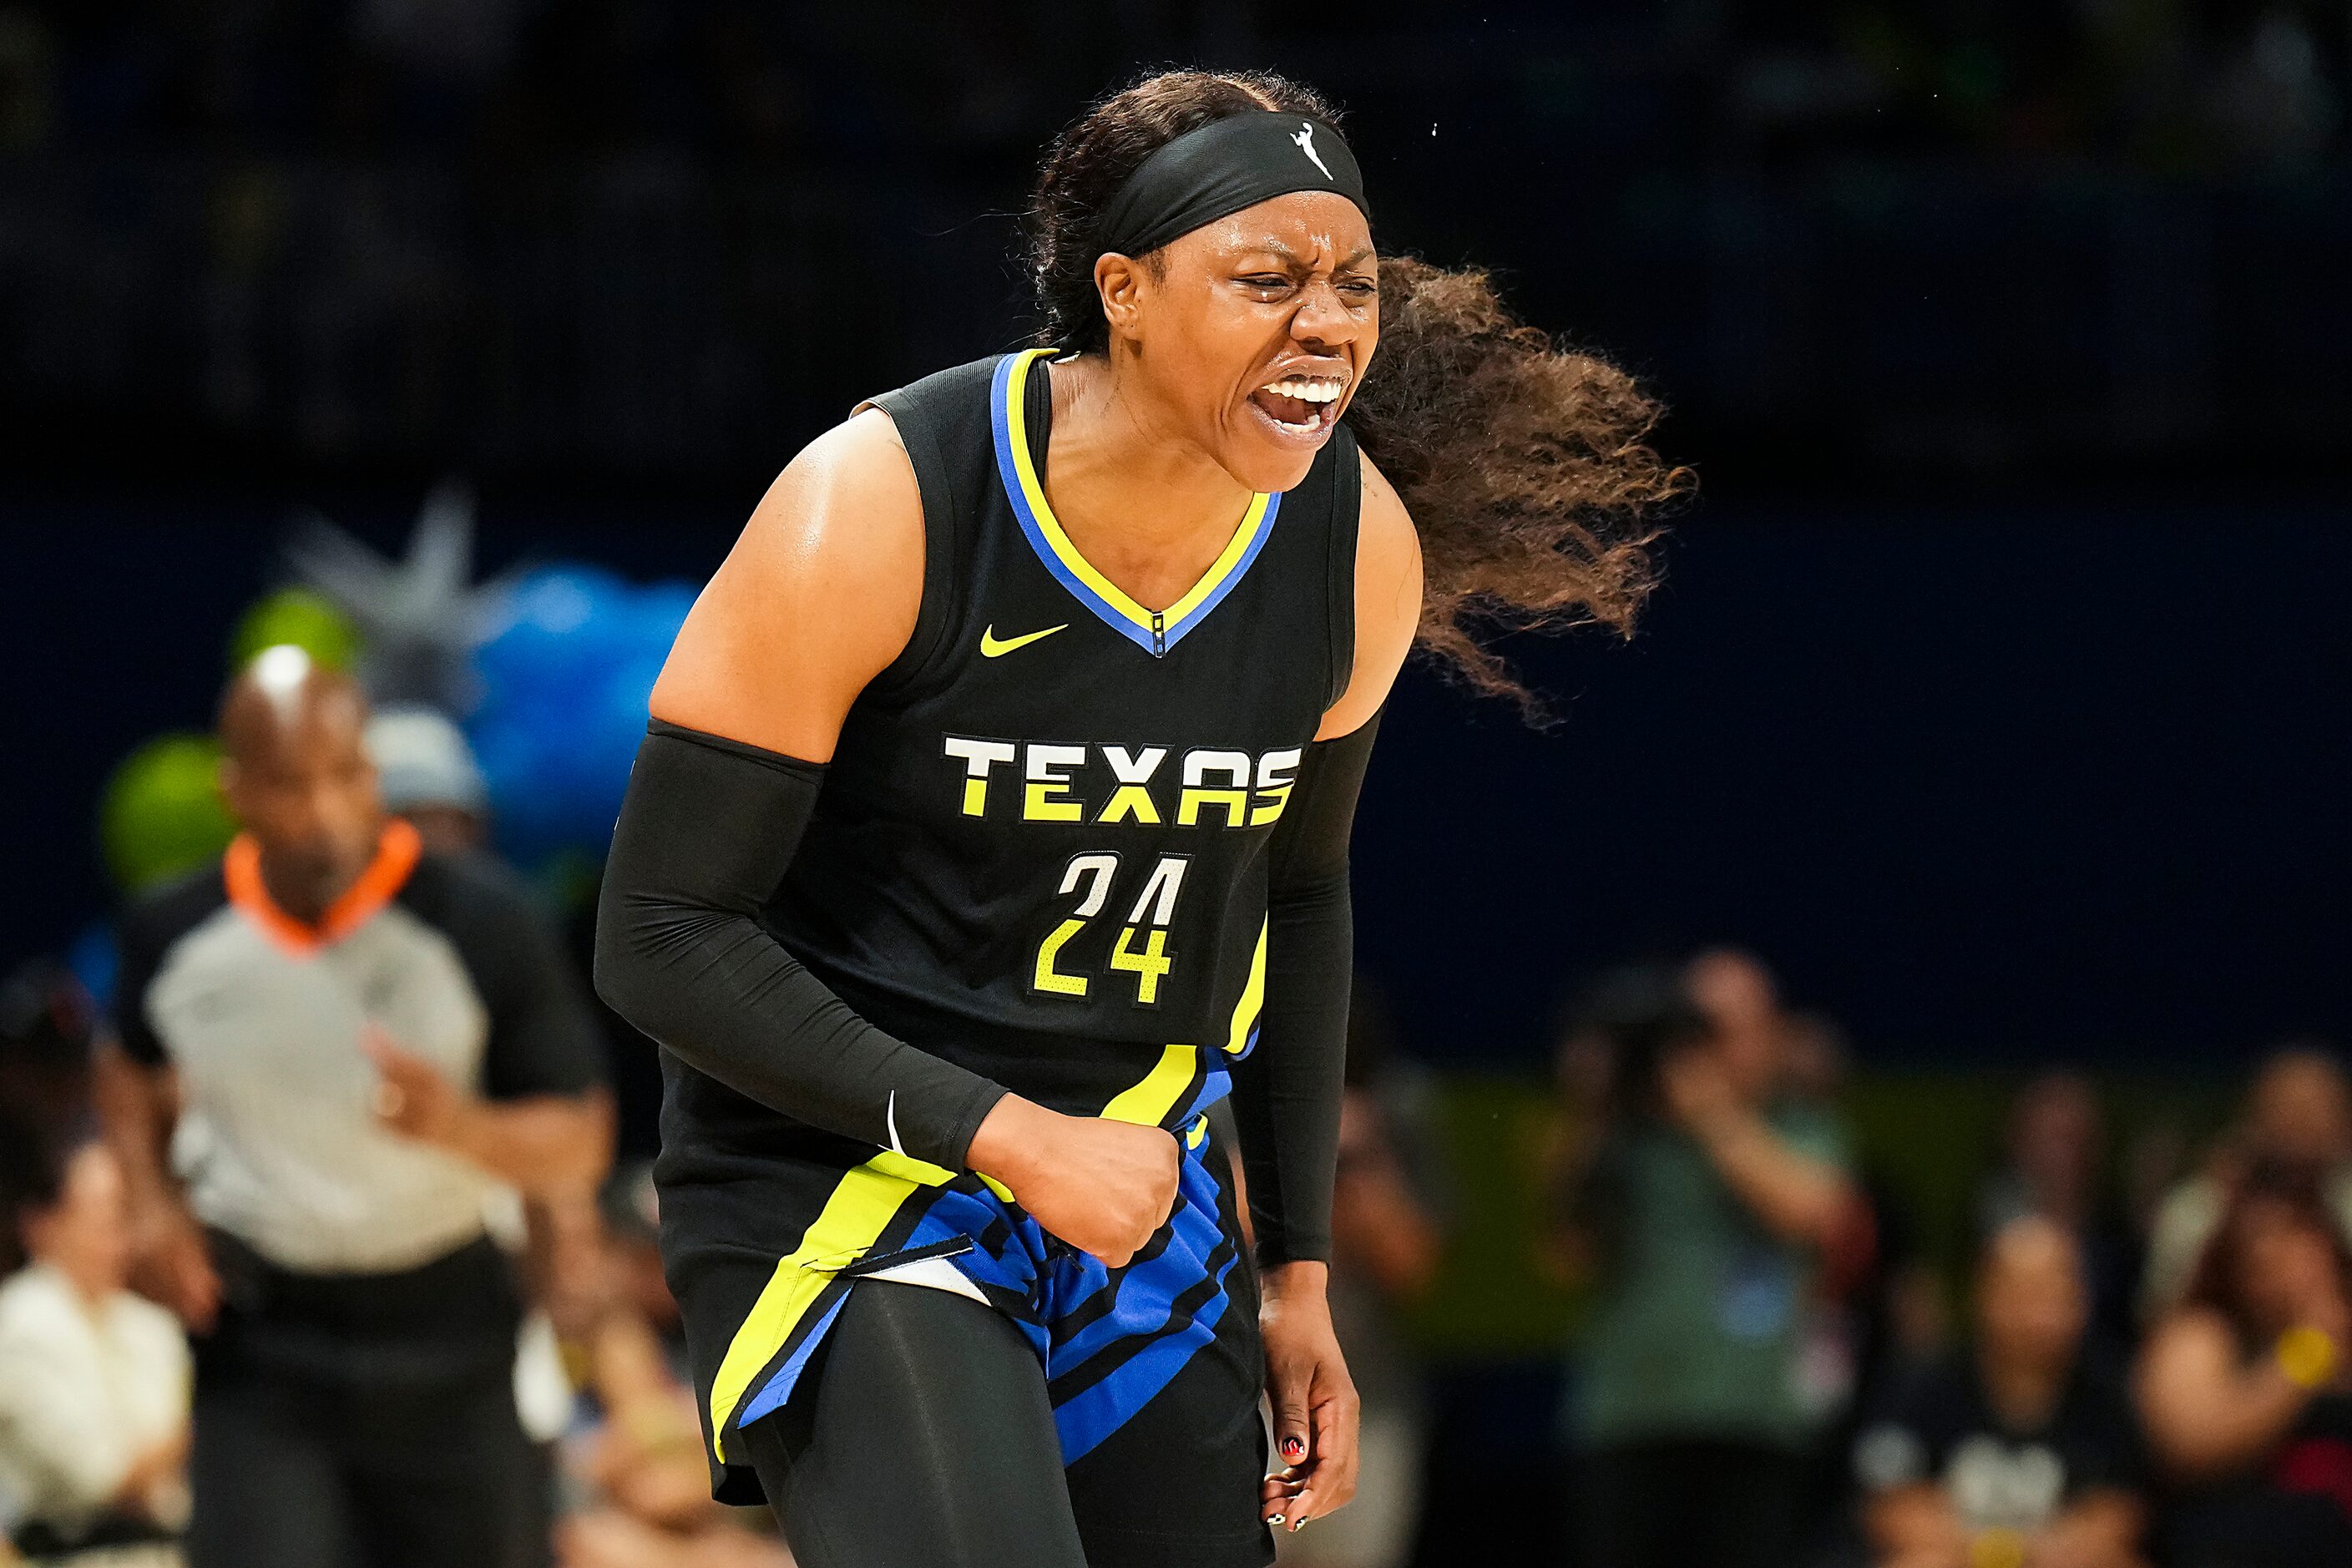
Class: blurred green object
1313,1067,2244,1368
229,586,362,672
1401,1075,1589,1356
100,733,236,893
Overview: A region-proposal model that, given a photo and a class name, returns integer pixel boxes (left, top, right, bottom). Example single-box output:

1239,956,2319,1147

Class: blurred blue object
630,581,701,643
467,565,695,873
67,921,119,1015
473,564,635,711
467,719,568,867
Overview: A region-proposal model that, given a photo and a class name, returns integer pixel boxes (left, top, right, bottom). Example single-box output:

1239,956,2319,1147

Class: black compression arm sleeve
1228,712,1380,1268
594,721,1009,1168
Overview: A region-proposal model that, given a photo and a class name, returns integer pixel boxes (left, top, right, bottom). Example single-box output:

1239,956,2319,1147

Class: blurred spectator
1978,1073,2142,1354
2136,1166,2352,1567
554,1320,793,1568
2123,1116,2198,1262
552,1166,792,1568
1560,950,1865,1568
594,1165,681,1359
2141,1047,2352,1318
1784,1010,1950,1560
1787,1011,1946,1397
0,964,99,1269
99,649,609,1568
365,704,491,856
365,697,607,1565
0,1140,191,1566
1275,980,1442,1568
1852,1216,2147,1568
362,700,603,1353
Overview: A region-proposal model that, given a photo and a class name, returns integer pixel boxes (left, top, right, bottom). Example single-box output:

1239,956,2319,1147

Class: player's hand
969,1095,1181,1267
363,1025,475,1151
1259,1262,1359,1534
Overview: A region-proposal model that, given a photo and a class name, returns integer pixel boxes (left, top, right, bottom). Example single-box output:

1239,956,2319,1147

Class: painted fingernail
1282,1437,1305,1459
1268,1514,1286,1527
1290,1515,1308,1531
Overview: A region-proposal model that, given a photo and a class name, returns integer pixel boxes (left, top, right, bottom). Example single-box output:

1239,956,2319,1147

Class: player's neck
1045,355,1257,559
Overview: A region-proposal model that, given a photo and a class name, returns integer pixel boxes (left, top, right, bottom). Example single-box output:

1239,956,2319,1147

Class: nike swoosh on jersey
979,623,1069,657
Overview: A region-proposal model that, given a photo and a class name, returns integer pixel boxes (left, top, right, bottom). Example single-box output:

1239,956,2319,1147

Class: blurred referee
98,646,609,1568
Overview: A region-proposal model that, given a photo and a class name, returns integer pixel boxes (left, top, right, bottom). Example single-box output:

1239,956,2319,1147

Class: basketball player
596,68,1685,1568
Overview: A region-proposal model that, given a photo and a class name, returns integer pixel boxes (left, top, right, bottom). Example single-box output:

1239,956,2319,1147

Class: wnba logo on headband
1092,110,1372,262
1292,121,1332,179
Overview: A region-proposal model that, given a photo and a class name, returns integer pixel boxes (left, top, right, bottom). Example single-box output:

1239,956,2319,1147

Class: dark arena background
2,5,2349,1567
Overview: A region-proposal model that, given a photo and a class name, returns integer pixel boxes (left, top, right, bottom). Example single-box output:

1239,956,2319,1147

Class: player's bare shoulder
1318,449,1423,738
738,409,924,624
650,409,926,759
1355,449,1423,606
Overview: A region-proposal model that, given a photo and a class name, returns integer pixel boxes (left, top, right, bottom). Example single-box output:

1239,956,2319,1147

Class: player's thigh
1061,1307,1274,1568
186,1359,353,1568
739,1281,1087,1568
339,1371,539,1568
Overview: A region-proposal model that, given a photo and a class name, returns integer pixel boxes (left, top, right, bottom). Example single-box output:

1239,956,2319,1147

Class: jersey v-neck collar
225,817,422,956
989,348,1281,658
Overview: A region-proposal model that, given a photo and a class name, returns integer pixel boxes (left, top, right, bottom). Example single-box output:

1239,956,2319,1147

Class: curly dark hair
1025,68,1690,716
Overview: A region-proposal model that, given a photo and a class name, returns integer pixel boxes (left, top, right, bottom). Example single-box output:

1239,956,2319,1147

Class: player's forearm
1232,874,1350,1266
1230,718,1378,1267
443,1095,610,1196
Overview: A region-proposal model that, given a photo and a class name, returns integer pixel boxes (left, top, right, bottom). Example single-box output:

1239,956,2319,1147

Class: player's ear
1095,252,1147,341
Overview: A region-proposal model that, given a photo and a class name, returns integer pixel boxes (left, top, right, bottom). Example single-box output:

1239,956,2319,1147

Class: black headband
1091,110,1371,260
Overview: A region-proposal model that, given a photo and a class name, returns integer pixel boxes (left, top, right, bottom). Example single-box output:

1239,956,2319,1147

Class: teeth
1265,377,1345,403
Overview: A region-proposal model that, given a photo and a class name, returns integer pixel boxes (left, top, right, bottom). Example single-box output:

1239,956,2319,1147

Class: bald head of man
218,645,385,921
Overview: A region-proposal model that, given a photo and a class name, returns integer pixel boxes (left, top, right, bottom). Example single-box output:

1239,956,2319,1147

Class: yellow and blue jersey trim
990,348,1282,658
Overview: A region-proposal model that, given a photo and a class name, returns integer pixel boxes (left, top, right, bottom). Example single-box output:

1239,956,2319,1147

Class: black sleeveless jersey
653,348,1359,1496
757,347,1360,1121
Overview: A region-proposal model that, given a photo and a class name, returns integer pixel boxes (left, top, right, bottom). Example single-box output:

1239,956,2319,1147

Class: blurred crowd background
3,3,2349,1566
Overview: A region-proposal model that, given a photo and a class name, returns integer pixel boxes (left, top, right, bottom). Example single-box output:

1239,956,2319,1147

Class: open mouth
1248,373,1348,438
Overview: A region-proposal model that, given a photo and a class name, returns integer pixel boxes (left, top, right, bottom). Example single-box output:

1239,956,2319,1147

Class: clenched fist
969,1096,1181,1267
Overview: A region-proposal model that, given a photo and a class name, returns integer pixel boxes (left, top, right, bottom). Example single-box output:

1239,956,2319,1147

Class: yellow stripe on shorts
707,1151,953,1461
